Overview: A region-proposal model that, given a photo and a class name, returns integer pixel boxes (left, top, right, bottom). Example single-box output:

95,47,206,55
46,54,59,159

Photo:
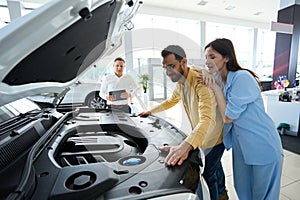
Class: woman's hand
196,69,218,89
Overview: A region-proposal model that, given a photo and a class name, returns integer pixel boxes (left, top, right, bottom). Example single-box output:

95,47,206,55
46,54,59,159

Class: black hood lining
4,1,116,86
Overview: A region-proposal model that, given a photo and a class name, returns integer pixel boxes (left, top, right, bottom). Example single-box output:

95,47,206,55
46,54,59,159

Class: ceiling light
225,5,235,10
198,0,208,6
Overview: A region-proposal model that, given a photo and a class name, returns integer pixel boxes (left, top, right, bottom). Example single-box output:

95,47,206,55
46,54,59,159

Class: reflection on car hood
0,0,142,106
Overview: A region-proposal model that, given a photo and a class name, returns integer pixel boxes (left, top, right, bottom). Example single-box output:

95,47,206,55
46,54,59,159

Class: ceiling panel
1,0,281,27
140,0,280,25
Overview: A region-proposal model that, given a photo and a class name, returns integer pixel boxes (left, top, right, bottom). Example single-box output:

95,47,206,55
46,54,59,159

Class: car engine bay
0,107,201,200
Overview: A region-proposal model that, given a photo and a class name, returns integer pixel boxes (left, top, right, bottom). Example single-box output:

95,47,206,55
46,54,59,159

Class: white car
61,79,102,108
0,0,209,199
29,79,104,109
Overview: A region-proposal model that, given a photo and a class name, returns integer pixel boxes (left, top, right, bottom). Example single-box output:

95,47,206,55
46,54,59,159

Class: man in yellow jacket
139,45,227,200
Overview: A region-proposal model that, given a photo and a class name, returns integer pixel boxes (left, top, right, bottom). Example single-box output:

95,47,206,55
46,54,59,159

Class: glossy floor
222,149,300,200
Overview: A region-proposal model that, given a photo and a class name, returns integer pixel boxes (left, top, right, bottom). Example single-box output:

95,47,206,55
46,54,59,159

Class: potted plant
138,73,150,93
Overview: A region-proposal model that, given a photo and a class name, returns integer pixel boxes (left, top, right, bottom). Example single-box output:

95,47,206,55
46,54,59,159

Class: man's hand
138,111,151,117
159,141,193,166
120,91,129,99
106,94,116,101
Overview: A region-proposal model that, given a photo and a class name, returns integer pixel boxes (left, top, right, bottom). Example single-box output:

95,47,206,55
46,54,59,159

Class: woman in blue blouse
200,38,283,200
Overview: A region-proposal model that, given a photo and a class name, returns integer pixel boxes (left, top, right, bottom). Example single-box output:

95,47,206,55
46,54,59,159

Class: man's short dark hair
161,45,186,61
114,57,125,63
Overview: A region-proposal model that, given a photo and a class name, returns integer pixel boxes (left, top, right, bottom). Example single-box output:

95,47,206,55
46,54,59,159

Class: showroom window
133,14,201,46
206,22,276,78
131,14,277,99
256,29,276,78
206,22,254,70
0,1,45,28
131,14,202,100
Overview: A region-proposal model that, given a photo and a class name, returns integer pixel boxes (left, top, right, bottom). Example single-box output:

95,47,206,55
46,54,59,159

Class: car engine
1,107,201,200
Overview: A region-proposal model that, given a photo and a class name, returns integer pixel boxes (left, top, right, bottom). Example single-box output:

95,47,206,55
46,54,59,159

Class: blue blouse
223,70,283,165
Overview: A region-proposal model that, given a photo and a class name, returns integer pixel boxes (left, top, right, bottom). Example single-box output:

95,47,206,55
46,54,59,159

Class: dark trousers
196,143,226,200
107,104,131,113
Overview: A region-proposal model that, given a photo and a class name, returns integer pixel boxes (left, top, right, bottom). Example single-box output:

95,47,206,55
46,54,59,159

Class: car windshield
0,98,41,124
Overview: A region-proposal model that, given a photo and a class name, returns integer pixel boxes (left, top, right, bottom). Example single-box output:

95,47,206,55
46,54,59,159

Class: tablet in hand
109,89,126,100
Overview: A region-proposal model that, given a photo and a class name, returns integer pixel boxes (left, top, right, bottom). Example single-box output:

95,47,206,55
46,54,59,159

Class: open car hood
0,0,142,106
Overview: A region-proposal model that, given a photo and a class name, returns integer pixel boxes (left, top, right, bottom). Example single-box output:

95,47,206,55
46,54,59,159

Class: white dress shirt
100,73,139,105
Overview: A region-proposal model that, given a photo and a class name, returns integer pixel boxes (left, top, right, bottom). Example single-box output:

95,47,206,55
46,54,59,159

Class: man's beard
170,64,184,82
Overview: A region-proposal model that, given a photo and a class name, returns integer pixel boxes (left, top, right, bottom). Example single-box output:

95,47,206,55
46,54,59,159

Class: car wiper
6,110,77,200
0,109,43,137
52,87,71,108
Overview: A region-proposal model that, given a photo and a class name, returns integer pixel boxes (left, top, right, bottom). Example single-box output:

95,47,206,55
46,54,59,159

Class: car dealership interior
0,0,300,199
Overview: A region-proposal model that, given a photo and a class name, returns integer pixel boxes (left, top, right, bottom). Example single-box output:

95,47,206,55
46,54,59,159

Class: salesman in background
100,57,139,113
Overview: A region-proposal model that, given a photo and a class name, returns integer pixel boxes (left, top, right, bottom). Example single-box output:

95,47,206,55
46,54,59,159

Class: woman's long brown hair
205,38,263,91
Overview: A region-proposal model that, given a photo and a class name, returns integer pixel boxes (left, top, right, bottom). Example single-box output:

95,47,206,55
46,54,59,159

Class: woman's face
204,46,228,74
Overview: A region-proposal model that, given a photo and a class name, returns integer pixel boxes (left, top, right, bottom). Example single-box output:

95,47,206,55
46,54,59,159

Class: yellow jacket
150,69,223,149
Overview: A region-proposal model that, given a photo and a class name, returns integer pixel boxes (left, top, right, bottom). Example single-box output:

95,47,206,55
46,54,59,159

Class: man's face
162,54,184,82
113,60,125,77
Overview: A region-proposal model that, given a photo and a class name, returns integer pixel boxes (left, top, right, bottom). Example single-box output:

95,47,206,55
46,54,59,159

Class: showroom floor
222,149,300,200
144,100,300,200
